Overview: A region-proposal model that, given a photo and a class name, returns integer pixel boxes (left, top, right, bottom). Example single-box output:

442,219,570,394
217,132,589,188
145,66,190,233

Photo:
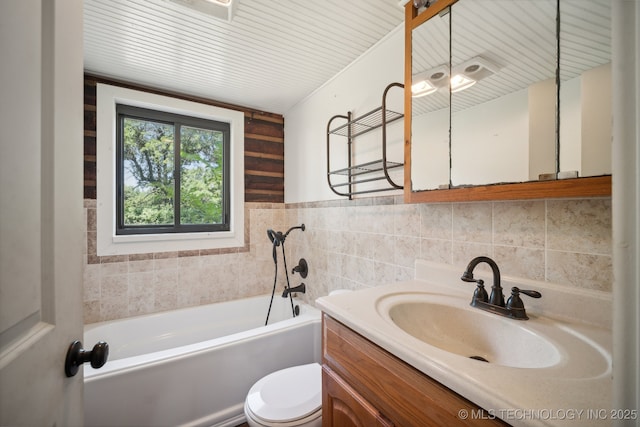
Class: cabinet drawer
322,314,509,427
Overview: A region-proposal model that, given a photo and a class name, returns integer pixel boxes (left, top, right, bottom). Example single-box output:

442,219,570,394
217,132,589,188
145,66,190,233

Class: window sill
97,229,244,256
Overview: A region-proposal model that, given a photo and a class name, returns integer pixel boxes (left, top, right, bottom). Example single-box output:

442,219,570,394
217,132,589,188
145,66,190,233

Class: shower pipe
265,224,305,325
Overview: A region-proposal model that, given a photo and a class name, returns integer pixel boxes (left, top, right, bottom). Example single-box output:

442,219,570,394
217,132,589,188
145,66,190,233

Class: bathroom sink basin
317,269,613,421
386,299,561,368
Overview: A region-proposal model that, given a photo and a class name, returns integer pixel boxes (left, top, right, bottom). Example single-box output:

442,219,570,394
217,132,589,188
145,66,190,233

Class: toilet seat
245,363,321,425
245,401,321,427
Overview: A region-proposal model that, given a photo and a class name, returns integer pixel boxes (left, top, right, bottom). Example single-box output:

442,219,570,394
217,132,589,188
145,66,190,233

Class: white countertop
316,260,612,427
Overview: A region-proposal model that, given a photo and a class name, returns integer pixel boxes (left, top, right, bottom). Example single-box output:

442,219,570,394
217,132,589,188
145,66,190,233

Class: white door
0,0,85,425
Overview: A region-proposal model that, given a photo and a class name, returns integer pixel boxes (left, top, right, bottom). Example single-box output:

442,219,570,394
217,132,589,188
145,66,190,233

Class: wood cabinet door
322,365,394,427
322,315,511,427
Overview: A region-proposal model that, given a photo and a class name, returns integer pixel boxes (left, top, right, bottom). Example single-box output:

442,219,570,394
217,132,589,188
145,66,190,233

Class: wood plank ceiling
83,0,406,115
84,0,611,117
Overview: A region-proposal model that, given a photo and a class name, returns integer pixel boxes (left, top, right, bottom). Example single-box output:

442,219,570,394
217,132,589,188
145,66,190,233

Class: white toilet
244,363,322,427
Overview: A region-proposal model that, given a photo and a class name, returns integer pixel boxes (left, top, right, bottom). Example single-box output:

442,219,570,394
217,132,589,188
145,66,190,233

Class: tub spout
282,283,306,298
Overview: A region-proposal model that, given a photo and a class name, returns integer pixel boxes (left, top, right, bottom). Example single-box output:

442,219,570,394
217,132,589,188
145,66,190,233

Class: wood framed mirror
403,0,611,203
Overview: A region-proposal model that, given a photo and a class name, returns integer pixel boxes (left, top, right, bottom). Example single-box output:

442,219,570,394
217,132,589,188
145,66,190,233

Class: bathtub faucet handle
291,258,308,278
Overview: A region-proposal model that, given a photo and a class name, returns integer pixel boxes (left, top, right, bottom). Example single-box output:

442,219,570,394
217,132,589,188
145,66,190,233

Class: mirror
406,0,612,200
450,0,557,186
559,0,612,177
411,7,450,191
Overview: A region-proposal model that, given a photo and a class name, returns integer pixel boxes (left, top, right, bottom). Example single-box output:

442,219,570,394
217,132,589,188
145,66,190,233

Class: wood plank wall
83,75,284,203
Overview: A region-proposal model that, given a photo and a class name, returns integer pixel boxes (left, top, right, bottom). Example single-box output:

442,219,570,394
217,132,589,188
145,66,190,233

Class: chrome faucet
461,256,541,320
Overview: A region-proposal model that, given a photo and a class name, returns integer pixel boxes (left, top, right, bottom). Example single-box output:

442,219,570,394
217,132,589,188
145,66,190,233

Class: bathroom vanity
316,260,612,427
322,314,508,426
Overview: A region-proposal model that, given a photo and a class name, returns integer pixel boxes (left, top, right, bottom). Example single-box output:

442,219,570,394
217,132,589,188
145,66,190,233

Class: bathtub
84,294,322,427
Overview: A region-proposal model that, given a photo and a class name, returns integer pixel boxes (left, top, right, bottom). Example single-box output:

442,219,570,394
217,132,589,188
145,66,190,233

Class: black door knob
64,340,109,377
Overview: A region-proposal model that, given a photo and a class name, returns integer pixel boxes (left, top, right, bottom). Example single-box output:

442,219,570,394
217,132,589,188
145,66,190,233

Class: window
116,105,230,235
96,84,244,256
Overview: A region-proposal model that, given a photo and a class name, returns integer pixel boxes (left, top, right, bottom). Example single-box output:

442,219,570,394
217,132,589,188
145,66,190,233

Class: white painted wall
560,76,582,174
581,63,612,176
451,89,529,186
530,78,558,180
561,63,613,177
284,25,405,203
411,108,450,190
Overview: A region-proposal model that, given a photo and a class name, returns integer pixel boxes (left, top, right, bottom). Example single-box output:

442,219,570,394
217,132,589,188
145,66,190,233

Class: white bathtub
84,295,322,427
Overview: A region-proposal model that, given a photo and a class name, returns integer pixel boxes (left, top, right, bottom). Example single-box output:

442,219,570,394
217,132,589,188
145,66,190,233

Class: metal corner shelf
326,82,404,199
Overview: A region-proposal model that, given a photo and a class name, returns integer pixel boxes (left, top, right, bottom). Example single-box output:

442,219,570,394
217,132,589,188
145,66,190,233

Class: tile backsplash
83,196,612,324
284,196,612,306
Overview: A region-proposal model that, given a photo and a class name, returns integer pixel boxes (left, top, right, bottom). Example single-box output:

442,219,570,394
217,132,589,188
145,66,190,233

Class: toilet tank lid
246,363,321,423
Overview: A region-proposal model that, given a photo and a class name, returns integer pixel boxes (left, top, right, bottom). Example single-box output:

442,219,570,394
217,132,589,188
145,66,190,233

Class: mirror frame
403,0,611,203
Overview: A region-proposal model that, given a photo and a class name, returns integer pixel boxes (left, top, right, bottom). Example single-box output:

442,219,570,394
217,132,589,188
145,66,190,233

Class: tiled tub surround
83,196,611,325
83,200,290,323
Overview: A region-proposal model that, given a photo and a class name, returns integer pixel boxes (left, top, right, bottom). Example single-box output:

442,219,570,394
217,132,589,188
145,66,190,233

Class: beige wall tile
547,199,612,254
341,231,358,255
394,204,421,237
371,233,395,263
354,232,376,259
493,201,545,248
83,264,100,301
83,197,613,324
374,261,396,286
394,236,420,268
83,300,101,324
87,208,97,232
153,257,178,271
420,203,452,240
100,274,128,299
100,297,128,321
129,272,154,296
452,242,493,270
100,261,128,276
452,202,492,243
395,266,415,282
547,251,613,291
129,259,154,273
128,280,155,316
153,270,178,311
420,239,452,265
494,245,545,282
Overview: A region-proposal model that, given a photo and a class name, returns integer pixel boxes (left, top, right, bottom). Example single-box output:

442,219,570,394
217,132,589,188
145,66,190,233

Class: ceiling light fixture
450,74,477,92
411,64,449,97
451,56,500,92
413,56,500,96
455,56,500,79
167,0,237,22
411,78,437,97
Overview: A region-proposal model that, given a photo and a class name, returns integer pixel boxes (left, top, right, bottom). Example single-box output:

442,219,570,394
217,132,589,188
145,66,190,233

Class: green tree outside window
117,105,230,234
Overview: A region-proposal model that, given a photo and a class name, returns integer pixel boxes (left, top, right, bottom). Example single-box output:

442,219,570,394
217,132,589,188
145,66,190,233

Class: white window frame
96,83,244,255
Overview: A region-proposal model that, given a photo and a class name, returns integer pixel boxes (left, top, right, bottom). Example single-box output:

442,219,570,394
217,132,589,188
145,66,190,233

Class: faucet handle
506,287,541,320
517,288,542,299
291,258,308,278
